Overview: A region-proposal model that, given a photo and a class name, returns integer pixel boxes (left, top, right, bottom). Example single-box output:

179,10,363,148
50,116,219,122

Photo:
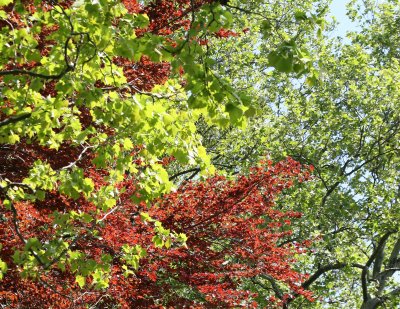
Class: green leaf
244,106,257,118
0,259,7,280
268,50,293,73
115,38,136,59
134,14,150,28
152,235,164,248
103,198,116,211
140,212,153,222
75,275,86,288
0,0,13,6
260,20,272,38
294,10,308,21
3,199,11,210
225,103,243,123
172,148,189,164
123,138,133,150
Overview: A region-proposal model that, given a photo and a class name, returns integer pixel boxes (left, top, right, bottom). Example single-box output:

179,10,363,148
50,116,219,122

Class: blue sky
329,0,359,37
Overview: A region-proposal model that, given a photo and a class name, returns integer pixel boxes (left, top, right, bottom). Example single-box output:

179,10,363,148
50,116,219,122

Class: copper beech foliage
0,142,314,307
0,0,315,307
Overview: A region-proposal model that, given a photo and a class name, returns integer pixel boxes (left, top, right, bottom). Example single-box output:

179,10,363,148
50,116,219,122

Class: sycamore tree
195,0,400,308
0,0,326,308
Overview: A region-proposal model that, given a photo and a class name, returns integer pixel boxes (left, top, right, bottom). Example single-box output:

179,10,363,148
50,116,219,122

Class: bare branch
60,145,94,170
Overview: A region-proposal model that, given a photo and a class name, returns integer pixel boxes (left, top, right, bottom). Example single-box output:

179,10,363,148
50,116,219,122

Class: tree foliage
197,1,400,308
0,0,321,307
1,0,399,308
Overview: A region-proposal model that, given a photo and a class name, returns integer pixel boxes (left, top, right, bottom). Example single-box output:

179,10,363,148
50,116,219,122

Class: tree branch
377,236,400,295
0,113,31,128
225,3,275,20
0,66,72,80
169,167,200,181
362,231,396,302
372,238,387,282
260,274,284,299
60,145,94,170
285,262,363,306
10,201,46,266
387,237,400,269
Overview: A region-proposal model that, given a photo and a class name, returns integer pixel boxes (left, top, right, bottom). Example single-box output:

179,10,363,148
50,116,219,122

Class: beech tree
194,1,400,308
3,0,397,308
0,150,314,307
0,0,322,308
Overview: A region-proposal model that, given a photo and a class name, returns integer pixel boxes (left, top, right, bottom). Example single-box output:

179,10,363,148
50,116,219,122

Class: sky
329,0,359,37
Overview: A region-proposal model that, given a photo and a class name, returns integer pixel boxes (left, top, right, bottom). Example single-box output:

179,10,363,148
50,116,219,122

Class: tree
192,1,400,307
0,0,322,307
1,154,314,307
